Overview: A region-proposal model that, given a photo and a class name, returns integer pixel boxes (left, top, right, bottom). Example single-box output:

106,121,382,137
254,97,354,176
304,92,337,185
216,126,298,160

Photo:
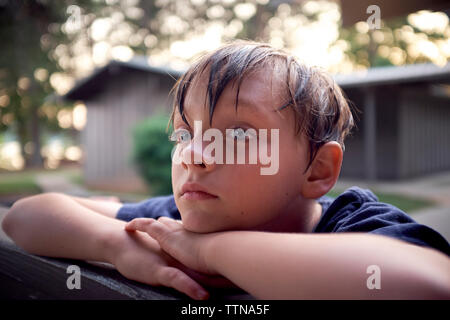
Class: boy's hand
110,225,210,300
125,217,218,276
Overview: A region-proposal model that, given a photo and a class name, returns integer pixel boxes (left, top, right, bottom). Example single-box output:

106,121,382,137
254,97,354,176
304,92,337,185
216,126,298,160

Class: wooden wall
82,69,176,191
341,84,450,181
398,87,450,179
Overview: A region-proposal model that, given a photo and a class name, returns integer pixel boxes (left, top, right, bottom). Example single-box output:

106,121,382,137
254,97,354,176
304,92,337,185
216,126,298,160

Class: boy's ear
301,141,343,199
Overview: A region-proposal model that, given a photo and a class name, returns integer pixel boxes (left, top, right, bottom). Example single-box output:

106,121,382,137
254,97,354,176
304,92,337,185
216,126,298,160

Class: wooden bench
0,206,252,300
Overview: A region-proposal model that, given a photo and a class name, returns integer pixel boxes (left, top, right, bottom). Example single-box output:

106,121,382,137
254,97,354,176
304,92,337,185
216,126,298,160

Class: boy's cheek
171,164,185,194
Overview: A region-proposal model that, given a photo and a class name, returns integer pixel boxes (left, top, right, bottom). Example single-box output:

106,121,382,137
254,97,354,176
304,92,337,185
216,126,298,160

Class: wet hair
169,40,354,169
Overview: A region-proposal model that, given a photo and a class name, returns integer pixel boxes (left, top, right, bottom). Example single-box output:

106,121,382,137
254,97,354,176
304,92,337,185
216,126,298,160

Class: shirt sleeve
315,187,450,256
116,195,181,222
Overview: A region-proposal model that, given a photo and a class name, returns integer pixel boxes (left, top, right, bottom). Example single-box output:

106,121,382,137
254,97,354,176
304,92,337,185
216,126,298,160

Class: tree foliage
132,115,173,196
0,0,93,167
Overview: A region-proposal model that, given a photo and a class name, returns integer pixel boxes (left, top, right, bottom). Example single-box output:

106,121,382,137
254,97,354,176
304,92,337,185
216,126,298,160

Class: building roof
64,56,183,101
64,56,450,101
334,62,450,88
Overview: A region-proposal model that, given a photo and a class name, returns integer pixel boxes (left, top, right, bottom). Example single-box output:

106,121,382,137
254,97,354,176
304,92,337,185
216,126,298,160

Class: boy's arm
206,231,450,299
2,192,123,261
70,195,122,218
1,193,212,299
127,217,450,299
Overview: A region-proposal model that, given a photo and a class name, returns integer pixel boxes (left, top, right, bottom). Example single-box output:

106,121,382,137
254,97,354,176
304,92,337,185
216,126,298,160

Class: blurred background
0,0,449,238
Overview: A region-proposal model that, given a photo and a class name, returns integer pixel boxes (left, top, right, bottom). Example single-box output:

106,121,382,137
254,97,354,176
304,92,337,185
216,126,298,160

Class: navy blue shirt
117,187,450,256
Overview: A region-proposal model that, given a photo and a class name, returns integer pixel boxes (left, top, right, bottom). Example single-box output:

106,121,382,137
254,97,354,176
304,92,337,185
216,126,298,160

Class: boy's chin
180,212,229,233
182,219,221,233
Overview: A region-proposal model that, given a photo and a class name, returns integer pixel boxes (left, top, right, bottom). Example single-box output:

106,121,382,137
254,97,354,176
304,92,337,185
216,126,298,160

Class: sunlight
408,10,449,34
233,2,256,20
50,72,75,95
65,145,83,161
34,68,49,82
57,109,72,129
41,140,65,169
0,95,9,108
0,142,25,171
92,41,111,65
111,46,134,61
72,103,87,131
90,18,112,41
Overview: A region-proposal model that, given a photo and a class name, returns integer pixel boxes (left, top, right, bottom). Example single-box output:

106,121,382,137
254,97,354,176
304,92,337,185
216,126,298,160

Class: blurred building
65,57,450,188
336,63,450,180
64,57,181,192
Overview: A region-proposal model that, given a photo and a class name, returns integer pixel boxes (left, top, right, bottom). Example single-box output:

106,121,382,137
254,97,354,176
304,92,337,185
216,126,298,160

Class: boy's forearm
2,193,124,263
71,196,122,218
205,231,450,299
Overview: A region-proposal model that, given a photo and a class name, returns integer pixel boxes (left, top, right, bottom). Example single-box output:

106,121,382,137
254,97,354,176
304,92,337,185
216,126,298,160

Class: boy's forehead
184,66,288,114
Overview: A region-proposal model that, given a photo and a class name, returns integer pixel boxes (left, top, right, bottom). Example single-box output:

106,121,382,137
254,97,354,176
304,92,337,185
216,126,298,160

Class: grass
64,169,84,185
0,167,149,204
326,189,434,213
0,174,41,195
0,167,81,196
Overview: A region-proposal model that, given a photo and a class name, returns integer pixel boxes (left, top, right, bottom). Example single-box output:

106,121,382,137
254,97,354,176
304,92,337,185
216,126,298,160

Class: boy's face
171,68,311,233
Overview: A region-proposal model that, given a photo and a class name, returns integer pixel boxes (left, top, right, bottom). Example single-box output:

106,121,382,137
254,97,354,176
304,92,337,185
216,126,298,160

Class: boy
3,41,450,300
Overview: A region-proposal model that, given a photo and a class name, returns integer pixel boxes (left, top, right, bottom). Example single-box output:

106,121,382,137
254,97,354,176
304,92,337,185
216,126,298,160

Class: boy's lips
180,182,218,200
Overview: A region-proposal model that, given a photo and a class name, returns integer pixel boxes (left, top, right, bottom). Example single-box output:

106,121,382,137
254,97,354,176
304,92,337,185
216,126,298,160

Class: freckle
240,211,244,215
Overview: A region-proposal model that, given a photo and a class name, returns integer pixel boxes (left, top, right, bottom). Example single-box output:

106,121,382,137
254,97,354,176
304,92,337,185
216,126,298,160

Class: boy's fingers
156,266,209,300
157,216,183,231
124,218,154,231
126,218,172,246
125,218,158,233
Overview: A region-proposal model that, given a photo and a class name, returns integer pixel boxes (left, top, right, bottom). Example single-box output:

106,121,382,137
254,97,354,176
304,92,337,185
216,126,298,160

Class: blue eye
228,127,257,141
170,129,191,143
232,128,246,141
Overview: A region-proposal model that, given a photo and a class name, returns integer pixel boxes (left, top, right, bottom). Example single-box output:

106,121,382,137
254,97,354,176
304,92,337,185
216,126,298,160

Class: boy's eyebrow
173,91,287,128
236,95,288,115
234,98,260,114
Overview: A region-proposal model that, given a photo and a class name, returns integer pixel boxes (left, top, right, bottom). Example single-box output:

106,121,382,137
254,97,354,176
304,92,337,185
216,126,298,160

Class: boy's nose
180,138,216,172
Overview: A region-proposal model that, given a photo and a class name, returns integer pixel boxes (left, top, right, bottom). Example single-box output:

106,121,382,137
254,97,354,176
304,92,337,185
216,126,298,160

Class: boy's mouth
180,182,218,200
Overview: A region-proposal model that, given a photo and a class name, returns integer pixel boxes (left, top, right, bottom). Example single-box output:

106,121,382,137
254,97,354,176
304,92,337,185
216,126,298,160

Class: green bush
132,115,173,196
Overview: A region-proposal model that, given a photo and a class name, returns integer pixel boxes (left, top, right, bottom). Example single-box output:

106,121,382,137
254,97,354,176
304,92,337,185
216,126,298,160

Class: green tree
132,115,173,196
340,11,449,69
0,0,94,167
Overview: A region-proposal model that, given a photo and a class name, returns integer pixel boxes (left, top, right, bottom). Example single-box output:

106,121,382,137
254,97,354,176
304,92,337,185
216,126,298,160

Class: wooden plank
0,206,252,300
0,239,183,299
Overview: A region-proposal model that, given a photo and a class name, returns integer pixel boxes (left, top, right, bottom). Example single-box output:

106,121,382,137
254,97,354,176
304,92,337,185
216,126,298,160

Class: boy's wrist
202,231,228,275
98,221,127,265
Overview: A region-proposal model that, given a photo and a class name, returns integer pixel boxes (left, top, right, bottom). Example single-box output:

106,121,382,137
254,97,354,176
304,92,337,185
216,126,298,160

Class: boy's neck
250,199,323,234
